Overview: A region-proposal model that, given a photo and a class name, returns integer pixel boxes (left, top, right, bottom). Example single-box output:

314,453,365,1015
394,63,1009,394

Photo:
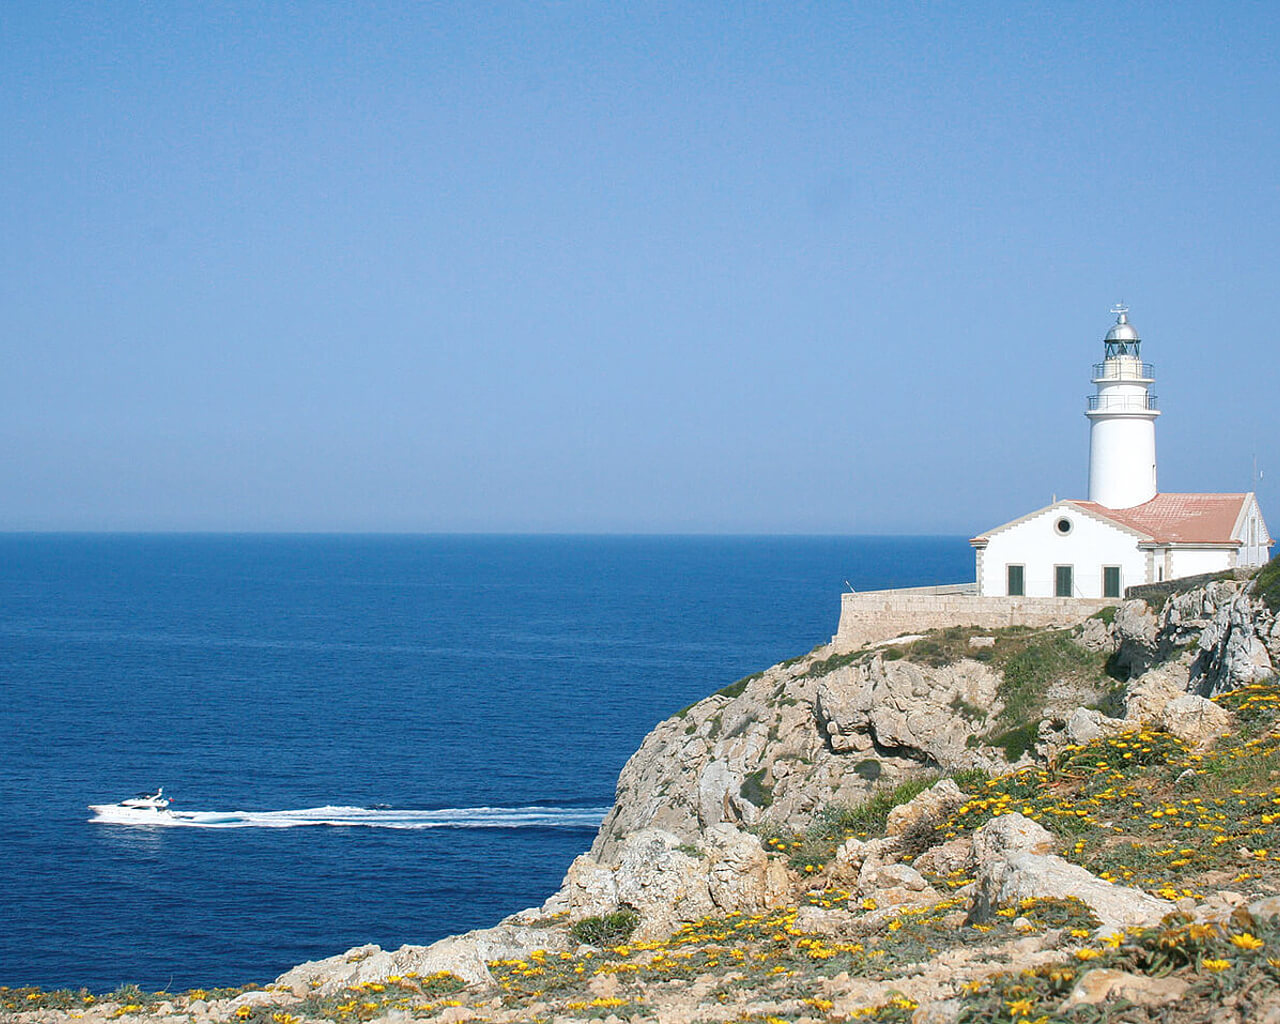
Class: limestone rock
816,656,1002,767
1110,600,1160,676
1193,590,1275,695
561,826,784,941
971,812,1055,861
1062,968,1188,1009
912,836,972,879
274,922,573,992
1064,708,1130,746
1076,615,1116,653
970,814,1172,930
1159,693,1232,747
885,779,965,838
1125,658,1193,723
858,861,928,894
793,904,861,936
590,646,1000,862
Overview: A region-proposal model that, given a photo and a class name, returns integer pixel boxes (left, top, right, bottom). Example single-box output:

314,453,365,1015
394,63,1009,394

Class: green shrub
827,775,939,836
715,672,761,700
1254,553,1280,612
1090,605,1118,624
950,767,990,790
739,768,774,808
988,721,1040,762
569,909,640,947
854,758,882,782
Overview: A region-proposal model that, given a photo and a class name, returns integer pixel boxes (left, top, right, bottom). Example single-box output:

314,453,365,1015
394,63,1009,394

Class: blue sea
0,535,969,993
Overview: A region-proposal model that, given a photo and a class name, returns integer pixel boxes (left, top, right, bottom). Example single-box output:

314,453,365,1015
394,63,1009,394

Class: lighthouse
1085,305,1160,509
969,303,1271,599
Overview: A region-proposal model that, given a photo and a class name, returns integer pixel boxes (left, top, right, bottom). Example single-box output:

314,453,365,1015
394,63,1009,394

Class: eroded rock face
558,825,789,941
815,657,1001,767
590,649,1002,862
1192,589,1275,695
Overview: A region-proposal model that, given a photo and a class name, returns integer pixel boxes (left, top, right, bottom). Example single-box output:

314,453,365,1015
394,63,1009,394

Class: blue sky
2,2,1277,533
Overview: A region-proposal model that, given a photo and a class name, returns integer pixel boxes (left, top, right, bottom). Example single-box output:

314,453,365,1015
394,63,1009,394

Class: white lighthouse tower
1086,305,1160,509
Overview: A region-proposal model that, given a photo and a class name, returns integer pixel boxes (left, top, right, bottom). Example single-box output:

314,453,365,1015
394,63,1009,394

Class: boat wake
87,803,610,830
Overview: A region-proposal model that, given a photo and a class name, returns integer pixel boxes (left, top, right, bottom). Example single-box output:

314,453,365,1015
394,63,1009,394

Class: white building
971,307,1272,599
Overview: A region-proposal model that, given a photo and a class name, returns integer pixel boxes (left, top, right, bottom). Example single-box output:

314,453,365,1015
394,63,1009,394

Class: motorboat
89,787,177,823
121,787,170,810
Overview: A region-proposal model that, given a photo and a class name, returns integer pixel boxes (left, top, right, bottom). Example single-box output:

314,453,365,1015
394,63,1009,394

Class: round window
1055,517,1073,536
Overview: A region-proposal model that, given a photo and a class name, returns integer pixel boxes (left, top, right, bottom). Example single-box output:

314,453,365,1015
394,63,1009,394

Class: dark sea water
0,534,969,992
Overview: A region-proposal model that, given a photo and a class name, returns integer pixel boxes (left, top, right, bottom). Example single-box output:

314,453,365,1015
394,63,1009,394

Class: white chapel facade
971,307,1272,600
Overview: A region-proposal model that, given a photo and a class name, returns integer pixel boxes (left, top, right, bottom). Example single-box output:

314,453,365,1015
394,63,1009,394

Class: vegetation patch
715,671,762,700
739,768,774,808
568,910,640,948
759,775,942,870
954,909,1280,1024
987,721,1040,762
804,650,861,678
989,629,1107,729
1254,552,1280,612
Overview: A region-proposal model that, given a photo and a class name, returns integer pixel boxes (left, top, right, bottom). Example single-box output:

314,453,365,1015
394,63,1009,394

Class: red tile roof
1068,493,1250,544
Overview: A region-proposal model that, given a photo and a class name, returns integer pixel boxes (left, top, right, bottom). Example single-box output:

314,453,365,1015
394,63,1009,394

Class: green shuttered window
1007,565,1024,596
1055,565,1074,597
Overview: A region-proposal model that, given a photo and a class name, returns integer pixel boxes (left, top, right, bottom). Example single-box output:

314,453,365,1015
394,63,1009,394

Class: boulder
1064,708,1130,746
858,861,929,894
971,812,1055,861
1125,659,1192,723
561,826,784,941
1159,694,1231,747
1062,969,1188,1009
885,779,966,838
912,835,972,879
970,814,1172,931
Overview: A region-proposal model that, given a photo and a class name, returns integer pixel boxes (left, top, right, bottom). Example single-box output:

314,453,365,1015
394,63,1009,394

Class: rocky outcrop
815,656,1002,766
274,920,576,991
1159,693,1232,747
1192,587,1276,695
589,649,1004,863
552,824,789,940
969,814,1173,931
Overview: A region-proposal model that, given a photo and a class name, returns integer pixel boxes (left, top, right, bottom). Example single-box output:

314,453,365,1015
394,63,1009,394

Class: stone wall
832,587,1115,651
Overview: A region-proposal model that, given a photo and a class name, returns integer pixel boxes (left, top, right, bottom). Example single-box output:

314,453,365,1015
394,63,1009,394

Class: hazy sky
3,3,1277,533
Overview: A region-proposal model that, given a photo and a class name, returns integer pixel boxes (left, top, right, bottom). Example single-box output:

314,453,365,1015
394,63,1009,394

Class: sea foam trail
87,804,610,830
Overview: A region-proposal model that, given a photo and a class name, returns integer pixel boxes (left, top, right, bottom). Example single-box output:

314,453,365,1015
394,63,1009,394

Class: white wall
1168,547,1234,578
978,503,1149,599
1236,496,1274,567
